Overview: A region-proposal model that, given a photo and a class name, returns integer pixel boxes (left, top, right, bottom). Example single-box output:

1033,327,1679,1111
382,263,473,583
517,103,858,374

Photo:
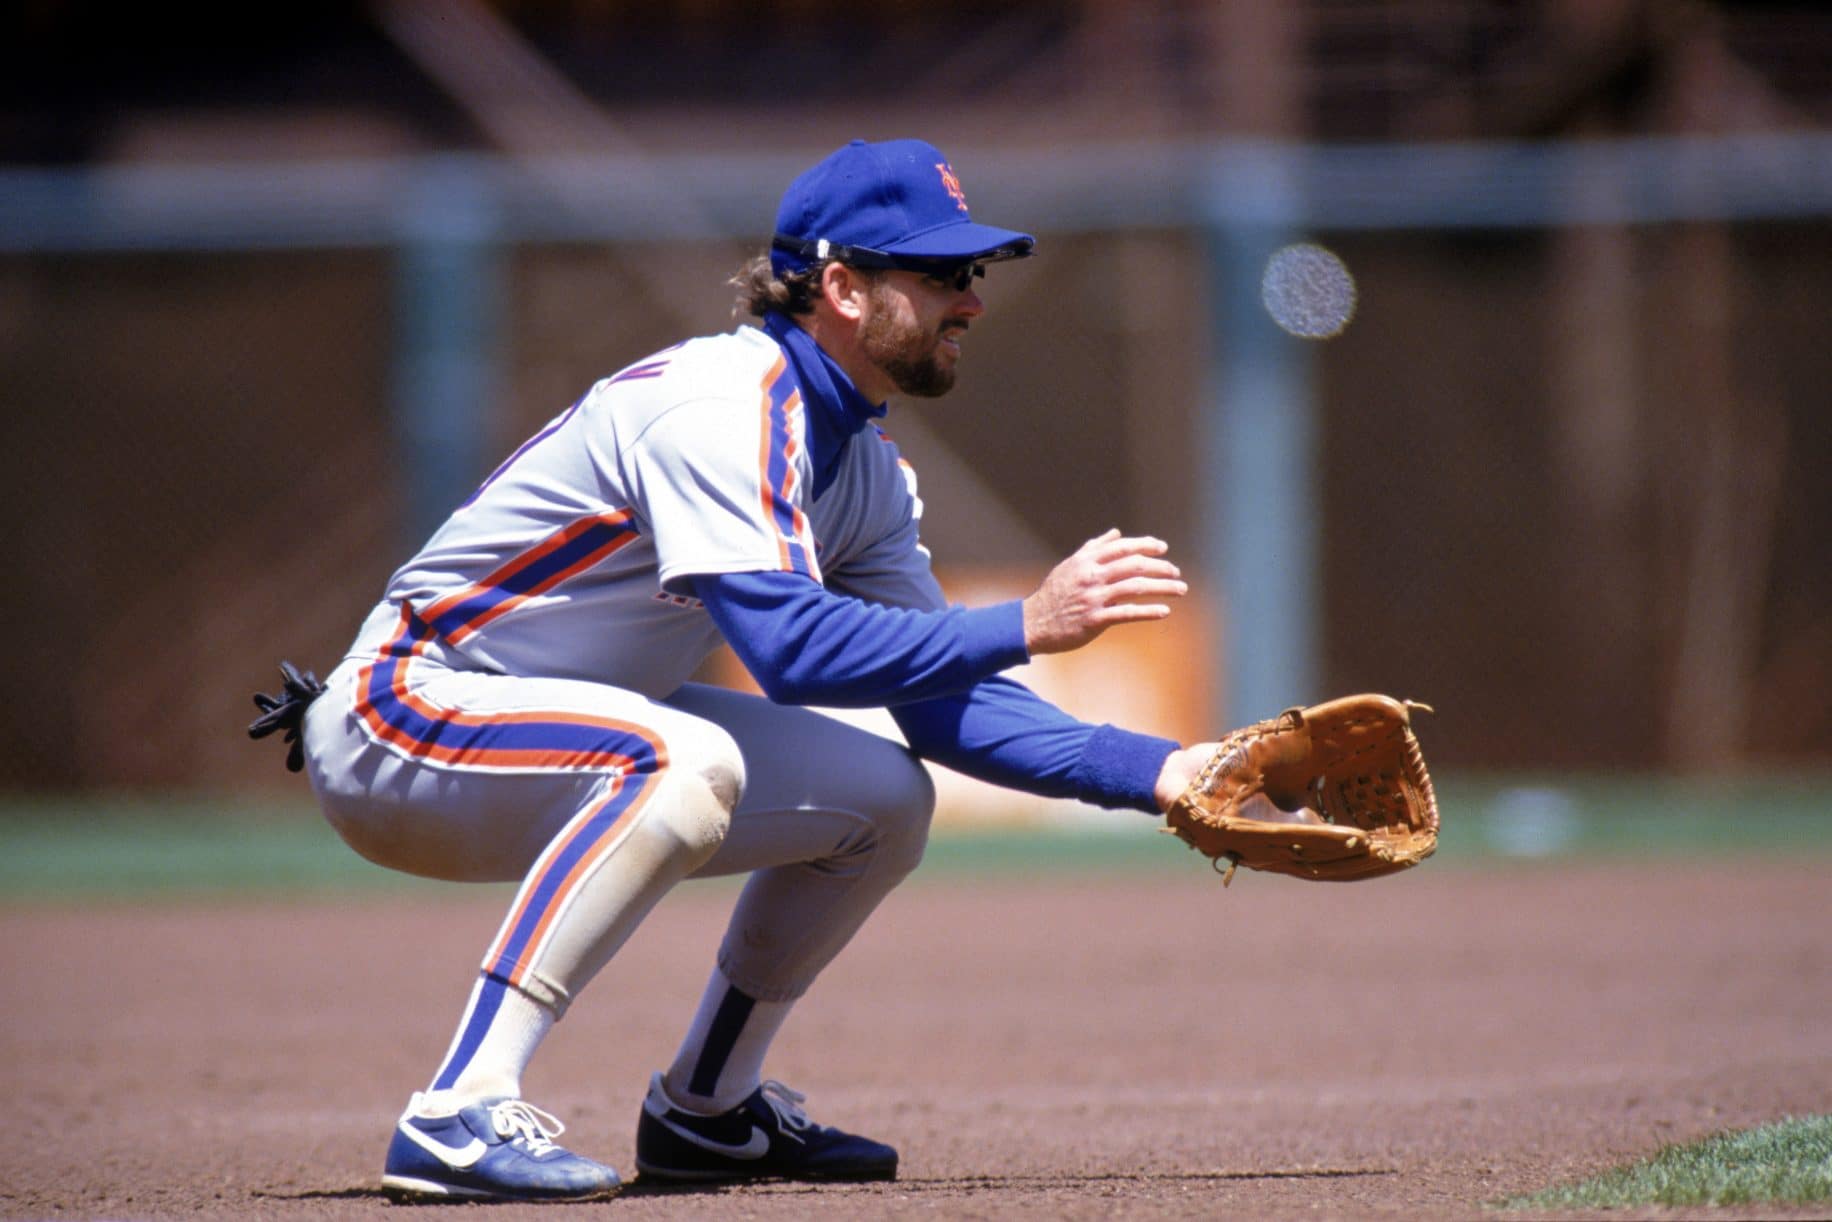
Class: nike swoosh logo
398,1120,489,1168
654,1111,770,1160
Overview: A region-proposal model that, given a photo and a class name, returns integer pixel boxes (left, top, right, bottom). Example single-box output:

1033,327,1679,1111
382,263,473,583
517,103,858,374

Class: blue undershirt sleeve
890,676,1180,814
691,570,1029,708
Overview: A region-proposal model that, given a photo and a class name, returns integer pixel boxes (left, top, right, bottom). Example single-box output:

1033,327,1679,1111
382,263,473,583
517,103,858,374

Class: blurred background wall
1,0,1827,793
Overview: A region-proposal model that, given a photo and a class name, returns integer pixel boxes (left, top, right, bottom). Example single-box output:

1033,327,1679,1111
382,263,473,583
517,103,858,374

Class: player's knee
651,771,732,867
871,754,937,879
679,720,745,815
646,722,745,864
699,757,743,817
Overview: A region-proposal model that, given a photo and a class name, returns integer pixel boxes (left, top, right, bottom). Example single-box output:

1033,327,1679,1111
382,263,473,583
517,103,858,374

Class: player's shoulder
587,326,788,447
592,326,780,401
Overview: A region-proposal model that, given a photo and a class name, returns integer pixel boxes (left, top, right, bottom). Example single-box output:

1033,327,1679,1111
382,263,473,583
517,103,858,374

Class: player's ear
818,263,870,322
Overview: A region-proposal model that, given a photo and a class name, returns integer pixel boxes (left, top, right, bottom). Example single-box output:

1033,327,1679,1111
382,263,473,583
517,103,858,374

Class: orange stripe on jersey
776,389,810,568
756,357,815,577
756,356,785,565
416,510,639,645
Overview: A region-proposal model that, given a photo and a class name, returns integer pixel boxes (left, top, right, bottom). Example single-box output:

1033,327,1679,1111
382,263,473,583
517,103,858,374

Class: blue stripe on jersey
762,365,814,577
419,514,639,642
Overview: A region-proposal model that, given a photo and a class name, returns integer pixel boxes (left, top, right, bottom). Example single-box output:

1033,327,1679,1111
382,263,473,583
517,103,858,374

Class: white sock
663,967,794,1113
420,974,556,1108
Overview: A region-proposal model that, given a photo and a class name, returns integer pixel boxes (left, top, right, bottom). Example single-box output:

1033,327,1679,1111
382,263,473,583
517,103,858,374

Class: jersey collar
761,311,887,437
761,312,888,501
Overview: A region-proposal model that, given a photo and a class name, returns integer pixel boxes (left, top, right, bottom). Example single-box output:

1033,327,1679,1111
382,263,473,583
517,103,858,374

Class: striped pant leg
302,645,742,1090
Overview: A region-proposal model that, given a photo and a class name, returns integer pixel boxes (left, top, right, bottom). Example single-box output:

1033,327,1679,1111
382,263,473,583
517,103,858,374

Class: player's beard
860,285,959,398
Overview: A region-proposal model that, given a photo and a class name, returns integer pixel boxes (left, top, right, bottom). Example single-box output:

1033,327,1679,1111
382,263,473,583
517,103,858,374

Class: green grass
0,796,442,899
0,772,1827,899
1436,773,1832,858
1501,1114,1832,1210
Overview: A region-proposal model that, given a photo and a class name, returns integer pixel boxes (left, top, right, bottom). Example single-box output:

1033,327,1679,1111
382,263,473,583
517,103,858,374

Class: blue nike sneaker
634,1072,898,1182
381,1093,622,1201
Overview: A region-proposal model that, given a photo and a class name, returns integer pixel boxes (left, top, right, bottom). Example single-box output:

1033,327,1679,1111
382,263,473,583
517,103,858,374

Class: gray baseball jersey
352,325,943,693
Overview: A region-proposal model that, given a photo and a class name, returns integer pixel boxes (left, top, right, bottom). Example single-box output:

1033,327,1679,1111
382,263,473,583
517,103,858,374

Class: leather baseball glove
1164,694,1439,885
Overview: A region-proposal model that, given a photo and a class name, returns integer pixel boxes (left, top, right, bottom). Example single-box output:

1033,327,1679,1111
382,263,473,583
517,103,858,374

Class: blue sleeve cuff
1067,724,1181,813
958,599,1030,672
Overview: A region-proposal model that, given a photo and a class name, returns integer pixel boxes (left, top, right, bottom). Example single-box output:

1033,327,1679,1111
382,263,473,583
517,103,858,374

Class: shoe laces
758,1081,812,1133
488,1099,565,1154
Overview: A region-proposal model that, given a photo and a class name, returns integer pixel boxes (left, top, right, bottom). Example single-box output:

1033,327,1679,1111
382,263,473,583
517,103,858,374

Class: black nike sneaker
633,1072,899,1182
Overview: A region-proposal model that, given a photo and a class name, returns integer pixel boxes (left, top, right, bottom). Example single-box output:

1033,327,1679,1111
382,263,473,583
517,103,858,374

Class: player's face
858,268,985,398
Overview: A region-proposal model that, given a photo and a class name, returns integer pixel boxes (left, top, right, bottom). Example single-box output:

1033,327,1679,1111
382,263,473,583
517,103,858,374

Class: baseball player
253,137,1218,1201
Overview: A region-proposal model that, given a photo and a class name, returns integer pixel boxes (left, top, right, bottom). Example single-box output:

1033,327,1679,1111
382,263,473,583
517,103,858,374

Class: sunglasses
772,236,1020,293
923,263,986,293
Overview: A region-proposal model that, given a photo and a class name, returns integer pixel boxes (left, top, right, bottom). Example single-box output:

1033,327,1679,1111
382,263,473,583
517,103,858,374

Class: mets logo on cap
935,163,970,214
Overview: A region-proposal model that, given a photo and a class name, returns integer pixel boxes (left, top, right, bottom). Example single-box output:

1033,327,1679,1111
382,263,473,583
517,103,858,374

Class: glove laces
488,1099,565,1154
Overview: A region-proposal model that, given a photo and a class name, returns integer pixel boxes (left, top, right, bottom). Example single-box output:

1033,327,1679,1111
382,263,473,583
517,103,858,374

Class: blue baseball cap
771,139,1035,277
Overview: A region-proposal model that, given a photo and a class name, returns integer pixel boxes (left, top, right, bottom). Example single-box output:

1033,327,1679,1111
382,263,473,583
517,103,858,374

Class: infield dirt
5,860,1829,1219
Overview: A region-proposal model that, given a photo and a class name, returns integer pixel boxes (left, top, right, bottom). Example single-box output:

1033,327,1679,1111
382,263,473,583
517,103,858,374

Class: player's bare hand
1153,741,1219,812
1153,742,1327,821
1022,528,1187,656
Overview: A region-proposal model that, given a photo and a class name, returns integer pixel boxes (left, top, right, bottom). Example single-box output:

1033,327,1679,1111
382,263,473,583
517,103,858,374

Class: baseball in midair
1261,243,1357,339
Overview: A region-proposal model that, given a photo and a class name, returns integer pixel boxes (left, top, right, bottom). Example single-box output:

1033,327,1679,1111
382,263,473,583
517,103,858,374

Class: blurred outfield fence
2,135,1829,792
